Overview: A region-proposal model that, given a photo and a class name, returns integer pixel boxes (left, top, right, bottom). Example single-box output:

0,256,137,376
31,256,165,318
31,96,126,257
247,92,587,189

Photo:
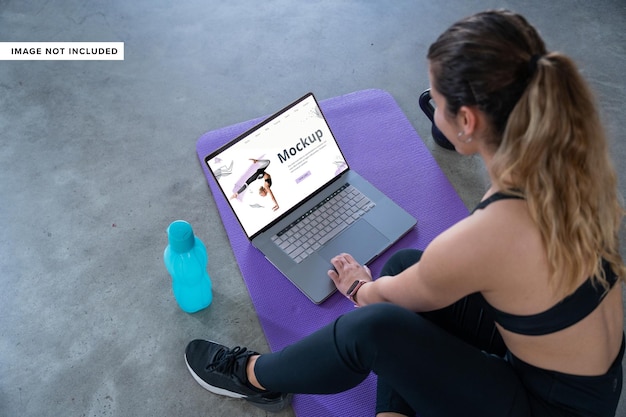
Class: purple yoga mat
196,89,469,416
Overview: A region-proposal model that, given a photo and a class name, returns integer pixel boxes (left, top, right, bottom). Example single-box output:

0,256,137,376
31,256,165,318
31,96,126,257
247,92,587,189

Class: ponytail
428,10,625,294
491,53,626,294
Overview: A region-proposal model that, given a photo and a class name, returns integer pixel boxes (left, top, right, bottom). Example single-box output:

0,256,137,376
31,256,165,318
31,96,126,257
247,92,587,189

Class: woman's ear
457,105,479,136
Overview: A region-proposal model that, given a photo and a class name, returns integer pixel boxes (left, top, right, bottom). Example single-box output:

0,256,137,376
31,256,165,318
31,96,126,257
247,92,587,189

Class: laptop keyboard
271,183,376,263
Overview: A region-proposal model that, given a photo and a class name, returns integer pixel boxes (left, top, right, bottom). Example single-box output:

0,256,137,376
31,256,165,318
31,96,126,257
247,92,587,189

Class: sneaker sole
247,392,293,413
184,351,292,413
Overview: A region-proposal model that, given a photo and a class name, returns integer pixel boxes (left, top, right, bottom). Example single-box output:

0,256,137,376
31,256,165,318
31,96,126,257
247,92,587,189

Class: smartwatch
346,280,367,304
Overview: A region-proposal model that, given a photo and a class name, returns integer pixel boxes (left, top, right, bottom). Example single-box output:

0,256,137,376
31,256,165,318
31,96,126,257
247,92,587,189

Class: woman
231,158,279,211
185,10,625,416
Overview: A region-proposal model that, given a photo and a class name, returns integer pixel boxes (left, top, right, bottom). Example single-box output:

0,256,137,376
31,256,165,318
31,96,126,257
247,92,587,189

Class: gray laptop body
205,93,416,304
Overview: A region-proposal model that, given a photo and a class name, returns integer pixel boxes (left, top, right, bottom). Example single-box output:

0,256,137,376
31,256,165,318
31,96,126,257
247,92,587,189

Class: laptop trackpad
319,221,389,265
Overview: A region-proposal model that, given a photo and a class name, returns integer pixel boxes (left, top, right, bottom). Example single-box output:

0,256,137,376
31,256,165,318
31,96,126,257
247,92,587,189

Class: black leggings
236,159,270,194
254,249,623,416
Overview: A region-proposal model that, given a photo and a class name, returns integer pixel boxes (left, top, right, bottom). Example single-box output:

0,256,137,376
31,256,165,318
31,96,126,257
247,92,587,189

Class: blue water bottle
164,220,213,313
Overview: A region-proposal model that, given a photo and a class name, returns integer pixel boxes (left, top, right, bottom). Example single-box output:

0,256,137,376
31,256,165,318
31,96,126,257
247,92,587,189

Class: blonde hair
428,10,625,295
491,53,625,294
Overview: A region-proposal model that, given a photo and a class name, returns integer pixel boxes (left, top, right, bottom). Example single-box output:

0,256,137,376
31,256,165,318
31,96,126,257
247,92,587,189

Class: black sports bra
473,192,618,336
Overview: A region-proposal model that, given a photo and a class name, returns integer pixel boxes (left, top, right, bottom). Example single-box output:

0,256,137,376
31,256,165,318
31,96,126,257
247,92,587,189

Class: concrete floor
1,1,625,416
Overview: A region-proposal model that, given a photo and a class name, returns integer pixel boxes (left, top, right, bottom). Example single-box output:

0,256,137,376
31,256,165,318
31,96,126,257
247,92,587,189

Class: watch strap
346,280,367,303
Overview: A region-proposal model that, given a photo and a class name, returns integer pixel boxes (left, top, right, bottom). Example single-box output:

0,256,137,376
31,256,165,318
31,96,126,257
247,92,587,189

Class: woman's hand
327,253,372,296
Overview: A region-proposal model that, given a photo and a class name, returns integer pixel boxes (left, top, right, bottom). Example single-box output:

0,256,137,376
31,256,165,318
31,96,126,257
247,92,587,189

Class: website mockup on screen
206,95,348,238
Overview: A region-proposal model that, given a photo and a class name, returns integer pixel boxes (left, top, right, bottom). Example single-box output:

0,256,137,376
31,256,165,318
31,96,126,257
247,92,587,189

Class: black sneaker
184,339,292,412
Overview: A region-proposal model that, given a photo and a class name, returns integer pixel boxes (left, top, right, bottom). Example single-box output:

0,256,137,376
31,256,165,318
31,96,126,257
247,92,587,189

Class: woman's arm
267,188,279,211
263,179,279,211
329,215,495,311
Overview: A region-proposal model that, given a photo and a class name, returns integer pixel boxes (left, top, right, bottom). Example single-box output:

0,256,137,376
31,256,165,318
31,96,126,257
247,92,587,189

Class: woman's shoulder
470,195,541,257
451,193,534,244
424,196,543,286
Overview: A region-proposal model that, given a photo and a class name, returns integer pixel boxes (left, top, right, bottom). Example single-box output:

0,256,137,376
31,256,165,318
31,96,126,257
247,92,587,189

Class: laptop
205,93,416,304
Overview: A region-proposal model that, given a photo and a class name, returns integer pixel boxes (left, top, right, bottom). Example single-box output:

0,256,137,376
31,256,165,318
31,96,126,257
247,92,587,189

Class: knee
334,304,421,370
380,249,423,277
339,303,418,340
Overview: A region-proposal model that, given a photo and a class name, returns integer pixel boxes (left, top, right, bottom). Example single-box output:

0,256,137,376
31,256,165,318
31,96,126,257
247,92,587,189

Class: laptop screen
205,93,349,238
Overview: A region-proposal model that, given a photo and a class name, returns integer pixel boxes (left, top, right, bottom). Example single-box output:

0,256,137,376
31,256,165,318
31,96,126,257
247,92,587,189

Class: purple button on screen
296,171,311,183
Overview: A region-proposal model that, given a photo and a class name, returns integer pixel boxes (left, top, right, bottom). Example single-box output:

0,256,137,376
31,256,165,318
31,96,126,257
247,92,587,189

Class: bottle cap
167,220,195,252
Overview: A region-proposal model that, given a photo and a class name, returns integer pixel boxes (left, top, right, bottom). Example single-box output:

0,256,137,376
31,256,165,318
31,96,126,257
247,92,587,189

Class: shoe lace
206,346,248,373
